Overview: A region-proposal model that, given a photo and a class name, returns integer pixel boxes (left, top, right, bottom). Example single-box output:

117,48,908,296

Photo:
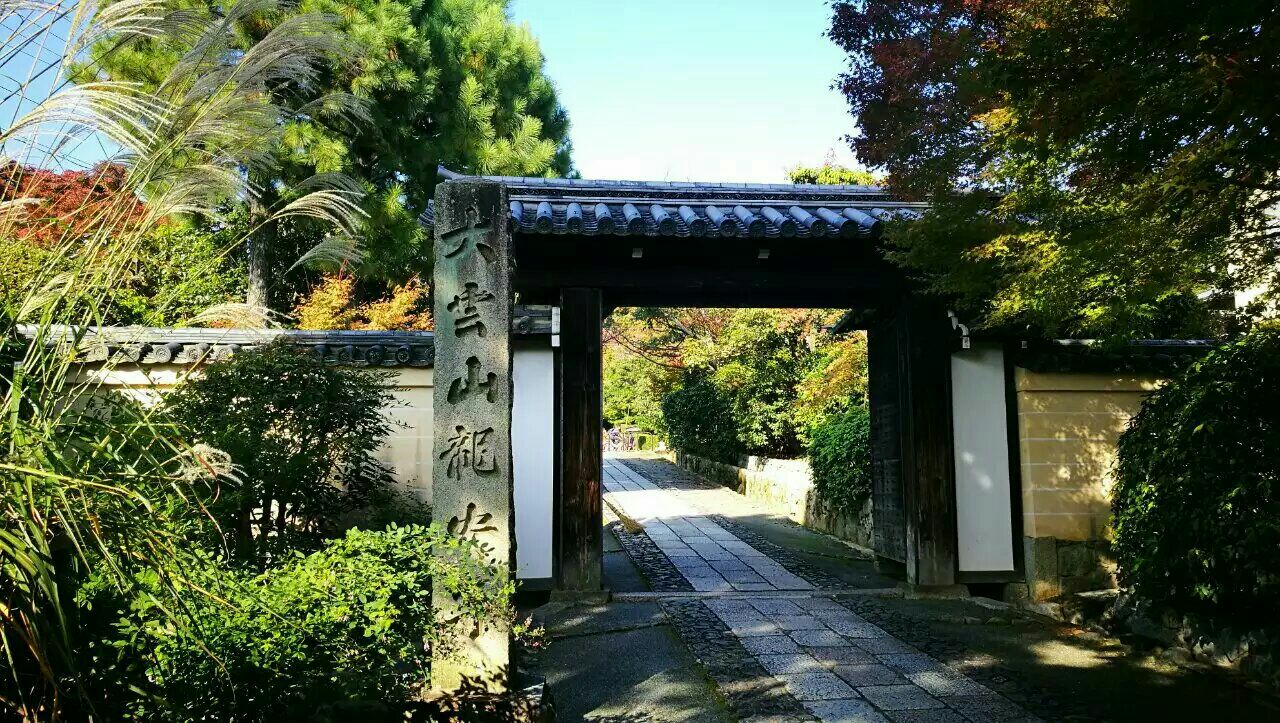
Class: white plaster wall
512,343,555,582
376,368,435,503
70,347,559,583
951,344,1016,572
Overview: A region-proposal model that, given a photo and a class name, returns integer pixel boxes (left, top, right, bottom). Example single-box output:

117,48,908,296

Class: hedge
661,376,741,464
806,406,872,516
1113,327,1280,626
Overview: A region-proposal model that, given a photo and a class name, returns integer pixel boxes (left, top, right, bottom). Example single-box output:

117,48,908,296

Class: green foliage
608,308,867,460
829,0,1276,338
1112,327,1280,625
83,0,574,303
807,406,872,516
704,310,815,458
661,376,741,464
793,335,868,441
787,162,879,186
163,339,395,567
77,525,517,721
1,2,433,714
602,346,673,434
2,221,247,326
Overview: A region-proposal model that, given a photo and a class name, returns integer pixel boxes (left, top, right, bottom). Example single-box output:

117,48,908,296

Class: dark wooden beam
868,322,907,567
557,287,604,593
515,266,901,309
897,299,958,587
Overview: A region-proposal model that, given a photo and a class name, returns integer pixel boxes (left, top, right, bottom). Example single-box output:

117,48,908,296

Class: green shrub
78,525,517,721
661,376,741,464
806,406,872,516
1113,328,1280,625
0,222,247,327
163,339,395,567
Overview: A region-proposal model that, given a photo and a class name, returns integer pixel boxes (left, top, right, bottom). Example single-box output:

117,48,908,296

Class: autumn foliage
293,274,433,330
0,162,146,246
828,0,1280,336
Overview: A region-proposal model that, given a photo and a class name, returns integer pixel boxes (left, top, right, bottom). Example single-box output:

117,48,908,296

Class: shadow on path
609,454,1280,722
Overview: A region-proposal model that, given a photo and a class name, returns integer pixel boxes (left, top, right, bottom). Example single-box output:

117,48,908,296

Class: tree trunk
235,501,254,563
246,187,277,312
247,229,270,310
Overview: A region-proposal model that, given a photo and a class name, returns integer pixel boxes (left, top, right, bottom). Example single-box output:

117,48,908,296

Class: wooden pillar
897,299,958,587
430,179,514,692
867,322,908,569
557,287,604,594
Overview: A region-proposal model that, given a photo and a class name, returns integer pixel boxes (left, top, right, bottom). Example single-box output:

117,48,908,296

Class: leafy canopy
606,308,866,459
81,0,573,302
829,0,1279,337
787,162,880,186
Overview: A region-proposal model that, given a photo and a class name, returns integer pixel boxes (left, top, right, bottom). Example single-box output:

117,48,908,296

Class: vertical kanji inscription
431,180,513,694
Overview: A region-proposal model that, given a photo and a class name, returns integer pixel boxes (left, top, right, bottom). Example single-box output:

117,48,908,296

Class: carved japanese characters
447,356,497,405
448,282,496,338
431,181,515,691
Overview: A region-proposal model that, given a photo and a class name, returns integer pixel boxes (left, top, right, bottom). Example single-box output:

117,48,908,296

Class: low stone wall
1009,537,1117,605
672,451,872,549
1111,594,1280,690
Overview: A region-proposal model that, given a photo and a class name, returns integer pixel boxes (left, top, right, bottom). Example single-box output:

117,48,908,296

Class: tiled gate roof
426,167,926,240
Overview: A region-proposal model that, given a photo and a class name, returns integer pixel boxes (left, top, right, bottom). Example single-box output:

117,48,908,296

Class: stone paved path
603,457,1038,723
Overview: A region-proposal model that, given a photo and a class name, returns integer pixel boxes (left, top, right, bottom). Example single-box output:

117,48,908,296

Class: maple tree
829,0,1279,337
0,162,146,247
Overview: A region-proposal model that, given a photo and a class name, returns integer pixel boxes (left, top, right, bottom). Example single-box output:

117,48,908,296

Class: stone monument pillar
430,179,515,692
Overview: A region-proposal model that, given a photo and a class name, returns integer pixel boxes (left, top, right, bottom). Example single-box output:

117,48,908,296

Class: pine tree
77,0,572,311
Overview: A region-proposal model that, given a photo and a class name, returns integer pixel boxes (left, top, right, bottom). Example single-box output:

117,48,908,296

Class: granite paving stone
757,654,827,675
603,458,1035,723
781,672,859,701
773,615,828,631
693,545,738,561
853,637,923,656
824,618,889,639
857,685,945,711
729,619,785,636
706,599,757,613
906,671,993,698
803,699,890,723
709,558,753,573
877,654,946,676
794,597,853,613
833,664,907,687
691,577,735,592
940,694,1037,722
741,635,805,655
749,599,808,616
809,647,879,667
882,709,969,723
791,630,851,648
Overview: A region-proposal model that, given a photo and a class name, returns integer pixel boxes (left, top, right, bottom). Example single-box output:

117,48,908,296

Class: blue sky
4,2,863,180
508,0,862,183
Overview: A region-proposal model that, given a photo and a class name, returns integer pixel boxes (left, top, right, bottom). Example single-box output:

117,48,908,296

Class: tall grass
0,0,367,716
